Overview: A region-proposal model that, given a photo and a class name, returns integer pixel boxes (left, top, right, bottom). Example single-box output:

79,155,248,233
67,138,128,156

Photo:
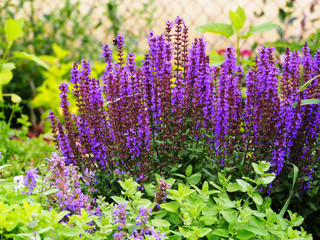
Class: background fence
115,0,320,51
3,0,320,53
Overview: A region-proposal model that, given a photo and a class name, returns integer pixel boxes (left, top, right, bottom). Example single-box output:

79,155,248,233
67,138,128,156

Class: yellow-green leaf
11,94,21,103
0,70,13,85
5,18,23,42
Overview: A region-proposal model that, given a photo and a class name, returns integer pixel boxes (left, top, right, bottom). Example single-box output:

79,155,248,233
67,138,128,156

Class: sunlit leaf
196,23,234,38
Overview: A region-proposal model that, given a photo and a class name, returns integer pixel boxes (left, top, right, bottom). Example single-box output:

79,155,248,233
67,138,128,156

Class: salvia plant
49,17,320,197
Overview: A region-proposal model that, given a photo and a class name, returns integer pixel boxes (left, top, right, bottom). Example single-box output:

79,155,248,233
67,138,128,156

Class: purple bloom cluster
154,178,170,209
23,168,38,195
112,203,166,239
113,203,128,230
50,17,320,193
45,152,99,217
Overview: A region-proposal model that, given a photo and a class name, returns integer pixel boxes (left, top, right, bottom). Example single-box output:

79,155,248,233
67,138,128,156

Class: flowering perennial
50,18,320,192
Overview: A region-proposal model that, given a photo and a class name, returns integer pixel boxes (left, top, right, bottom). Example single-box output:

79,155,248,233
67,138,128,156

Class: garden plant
1,16,320,239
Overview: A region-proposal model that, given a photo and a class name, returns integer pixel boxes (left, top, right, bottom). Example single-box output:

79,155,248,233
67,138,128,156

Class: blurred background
1,0,320,135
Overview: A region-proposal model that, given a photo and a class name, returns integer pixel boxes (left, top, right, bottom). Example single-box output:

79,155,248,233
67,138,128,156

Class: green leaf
298,75,320,93
211,228,229,238
111,196,128,204
248,21,278,34
221,210,237,224
279,9,286,23
236,179,252,192
144,183,155,197
198,228,212,237
252,163,264,175
229,10,244,31
0,70,13,85
41,188,59,196
236,229,255,239
168,212,181,225
214,197,236,208
236,6,246,23
208,50,225,66
13,52,49,69
160,202,179,213
227,182,241,192
2,63,16,71
56,211,70,222
58,227,83,237
11,94,21,104
293,99,320,107
261,176,276,185
151,219,171,227
187,173,202,185
52,43,70,59
0,164,11,170
262,197,272,211
252,193,263,206
196,23,234,38
5,18,23,42
0,181,19,187
185,165,192,177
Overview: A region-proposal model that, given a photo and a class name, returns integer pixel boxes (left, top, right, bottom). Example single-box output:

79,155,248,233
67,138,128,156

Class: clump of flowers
154,178,170,209
112,204,166,239
45,152,98,216
49,17,320,195
23,168,38,195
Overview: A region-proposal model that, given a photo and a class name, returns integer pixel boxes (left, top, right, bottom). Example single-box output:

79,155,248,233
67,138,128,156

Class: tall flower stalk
50,17,320,195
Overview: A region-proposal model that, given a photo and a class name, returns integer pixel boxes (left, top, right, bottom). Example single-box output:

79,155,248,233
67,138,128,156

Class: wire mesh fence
113,0,320,52
3,0,320,53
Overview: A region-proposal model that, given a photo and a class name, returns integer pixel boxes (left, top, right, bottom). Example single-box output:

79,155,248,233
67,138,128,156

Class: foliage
195,6,278,64
49,18,320,202
0,17,48,126
0,161,313,239
30,44,105,132
0,120,54,178
0,0,156,128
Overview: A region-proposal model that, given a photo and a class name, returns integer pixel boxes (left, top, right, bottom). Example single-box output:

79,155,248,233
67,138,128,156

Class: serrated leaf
5,18,23,42
214,197,236,208
196,23,234,38
252,163,264,175
144,183,155,197
211,228,229,238
236,179,252,192
111,196,128,204
221,210,238,224
198,228,212,237
56,211,70,222
13,51,49,69
151,219,171,227
0,70,13,85
248,21,278,34
252,193,263,206
188,173,202,185
227,182,241,192
236,229,255,239
160,202,179,212
261,176,276,185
